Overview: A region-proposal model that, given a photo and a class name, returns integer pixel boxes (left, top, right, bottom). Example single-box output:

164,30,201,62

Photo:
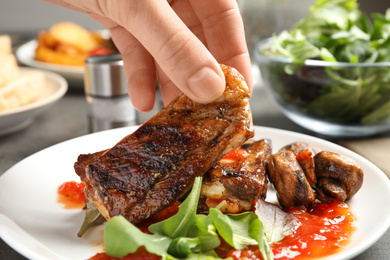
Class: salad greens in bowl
254,0,390,137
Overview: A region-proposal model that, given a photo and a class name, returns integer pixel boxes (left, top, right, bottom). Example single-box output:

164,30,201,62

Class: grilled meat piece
314,151,364,202
267,150,315,209
74,64,253,225
199,139,272,214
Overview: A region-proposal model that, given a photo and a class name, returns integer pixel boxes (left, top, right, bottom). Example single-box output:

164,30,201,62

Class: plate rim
1,125,390,260
16,39,84,74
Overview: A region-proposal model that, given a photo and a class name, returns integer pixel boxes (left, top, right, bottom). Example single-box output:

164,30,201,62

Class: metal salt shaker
84,53,137,132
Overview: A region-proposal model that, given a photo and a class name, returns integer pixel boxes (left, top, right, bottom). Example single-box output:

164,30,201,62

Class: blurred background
0,0,388,33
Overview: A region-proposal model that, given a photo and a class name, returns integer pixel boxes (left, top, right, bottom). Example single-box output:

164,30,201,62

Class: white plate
0,126,389,260
16,40,84,86
0,68,68,136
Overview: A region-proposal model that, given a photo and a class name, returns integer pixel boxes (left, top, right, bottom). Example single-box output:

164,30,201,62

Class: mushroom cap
314,151,364,200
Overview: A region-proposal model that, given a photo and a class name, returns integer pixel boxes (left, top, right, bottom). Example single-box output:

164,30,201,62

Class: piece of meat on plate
74,64,253,225
199,138,272,214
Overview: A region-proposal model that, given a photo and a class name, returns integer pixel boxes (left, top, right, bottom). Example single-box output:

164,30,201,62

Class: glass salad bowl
254,39,390,138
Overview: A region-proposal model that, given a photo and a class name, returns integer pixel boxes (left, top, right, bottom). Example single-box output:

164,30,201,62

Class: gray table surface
1,71,389,260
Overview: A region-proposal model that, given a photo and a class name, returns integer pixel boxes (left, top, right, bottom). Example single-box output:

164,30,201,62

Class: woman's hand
42,0,252,111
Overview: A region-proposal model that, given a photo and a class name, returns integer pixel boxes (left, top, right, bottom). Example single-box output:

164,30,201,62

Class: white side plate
0,68,68,136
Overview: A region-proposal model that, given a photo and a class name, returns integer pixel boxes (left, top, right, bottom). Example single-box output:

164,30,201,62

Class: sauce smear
57,181,356,260
225,202,356,260
57,181,86,209
86,201,356,260
271,202,356,259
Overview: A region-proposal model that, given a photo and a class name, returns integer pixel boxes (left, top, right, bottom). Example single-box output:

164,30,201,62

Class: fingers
42,0,250,106
40,0,85,12
155,64,183,105
190,0,252,90
110,27,158,112
88,12,158,112
113,0,225,104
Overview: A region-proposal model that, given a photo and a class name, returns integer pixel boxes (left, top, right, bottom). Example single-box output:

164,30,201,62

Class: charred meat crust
214,139,271,201
200,138,272,213
74,64,253,224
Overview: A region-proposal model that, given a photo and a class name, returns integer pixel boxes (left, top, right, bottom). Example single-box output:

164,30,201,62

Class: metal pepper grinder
84,53,137,132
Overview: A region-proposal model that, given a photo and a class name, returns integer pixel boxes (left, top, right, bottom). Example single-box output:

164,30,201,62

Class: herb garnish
104,177,274,259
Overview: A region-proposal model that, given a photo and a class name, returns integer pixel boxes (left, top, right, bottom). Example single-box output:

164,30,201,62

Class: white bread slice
0,53,20,87
0,35,12,55
0,70,45,112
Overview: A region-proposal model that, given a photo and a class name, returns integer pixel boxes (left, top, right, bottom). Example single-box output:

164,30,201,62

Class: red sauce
87,201,356,260
225,202,356,260
88,202,180,260
89,248,160,260
271,202,356,259
57,180,356,260
57,181,86,209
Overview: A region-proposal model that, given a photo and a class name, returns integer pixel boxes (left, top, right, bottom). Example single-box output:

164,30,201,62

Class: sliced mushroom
267,150,315,209
279,142,321,188
314,151,364,202
295,149,317,187
279,142,322,155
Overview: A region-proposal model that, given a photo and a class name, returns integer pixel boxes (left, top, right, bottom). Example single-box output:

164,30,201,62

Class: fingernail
187,67,225,102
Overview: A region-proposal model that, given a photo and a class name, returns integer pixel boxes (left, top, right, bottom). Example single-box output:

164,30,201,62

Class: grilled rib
74,64,253,224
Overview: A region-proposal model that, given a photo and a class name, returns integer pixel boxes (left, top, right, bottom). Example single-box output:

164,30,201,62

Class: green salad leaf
77,200,106,238
104,215,173,258
148,177,202,238
248,219,273,260
209,209,258,249
103,177,274,259
261,0,390,124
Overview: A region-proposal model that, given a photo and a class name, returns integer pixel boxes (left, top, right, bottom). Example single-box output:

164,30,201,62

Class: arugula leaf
103,176,275,259
248,219,273,260
168,237,199,258
188,214,221,253
104,215,172,258
254,199,298,244
167,215,220,257
104,176,203,259
77,200,106,237
209,208,258,249
149,177,202,238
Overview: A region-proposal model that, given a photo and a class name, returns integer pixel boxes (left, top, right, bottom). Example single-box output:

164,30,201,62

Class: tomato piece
57,181,86,209
296,149,312,161
222,149,249,160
